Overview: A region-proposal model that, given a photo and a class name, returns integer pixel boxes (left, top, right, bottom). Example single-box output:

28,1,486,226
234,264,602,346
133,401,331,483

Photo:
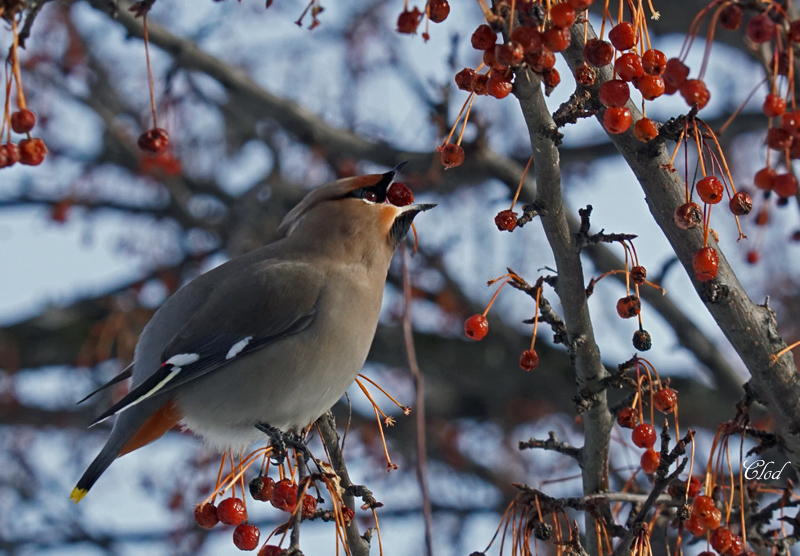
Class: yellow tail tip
70,487,87,503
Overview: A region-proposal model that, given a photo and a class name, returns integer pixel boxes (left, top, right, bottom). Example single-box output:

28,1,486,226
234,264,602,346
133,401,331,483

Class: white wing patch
166,353,200,366
226,336,253,360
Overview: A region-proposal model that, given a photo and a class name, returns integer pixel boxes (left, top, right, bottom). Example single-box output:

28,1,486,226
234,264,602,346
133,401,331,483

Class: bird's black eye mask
343,171,394,203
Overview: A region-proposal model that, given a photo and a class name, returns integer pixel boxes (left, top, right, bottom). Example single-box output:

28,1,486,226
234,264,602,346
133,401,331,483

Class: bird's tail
70,442,121,503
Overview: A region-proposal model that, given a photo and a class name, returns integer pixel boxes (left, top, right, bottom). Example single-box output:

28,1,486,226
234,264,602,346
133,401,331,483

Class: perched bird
71,165,434,502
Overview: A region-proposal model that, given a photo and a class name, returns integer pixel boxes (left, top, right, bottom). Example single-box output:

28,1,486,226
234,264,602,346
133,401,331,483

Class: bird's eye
364,190,378,202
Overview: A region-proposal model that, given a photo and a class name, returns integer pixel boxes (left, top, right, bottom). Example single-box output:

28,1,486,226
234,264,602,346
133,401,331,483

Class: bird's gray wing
76,363,133,404
90,260,325,426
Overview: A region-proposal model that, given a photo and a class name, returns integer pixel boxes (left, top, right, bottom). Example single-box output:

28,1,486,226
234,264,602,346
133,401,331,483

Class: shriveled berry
440,143,465,168
10,109,36,133
767,127,793,150
550,3,576,27
726,534,743,555
483,48,506,71
250,475,276,502
599,79,630,108
784,110,800,133
341,506,355,523
575,64,596,86
632,423,657,448
719,4,742,30
455,68,477,91
18,138,48,166
642,49,667,75
217,497,246,526
258,546,282,556
754,167,776,190
773,173,798,198
397,7,423,33
763,94,786,117
233,523,260,551
543,68,560,89
609,22,636,51
711,527,733,553
633,118,658,142
696,176,724,204
473,74,489,96
654,388,677,413
495,209,517,231
583,38,613,67
464,314,489,340
630,265,646,285
525,49,556,72
542,26,571,52
194,502,219,529
519,349,539,371
617,406,638,428
685,512,707,536
511,26,542,52
680,79,710,109
693,247,719,282
388,182,415,206
663,58,690,90
729,191,752,215
603,107,632,134
471,24,497,50
271,479,298,512
495,42,524,67
641,449,660,473
674,202,702,230
693,495,716,517
747,13,776,44
137,127,170,156
427,0,450,23
302,494,317,519
632,329,652,351
488,71,513,99
615,52,643,81
4,143,20,166
616,295,641,318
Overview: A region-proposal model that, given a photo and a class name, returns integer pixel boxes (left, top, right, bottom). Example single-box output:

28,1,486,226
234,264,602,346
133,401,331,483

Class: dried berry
440,143,465,168
632,329,652,351
654,388,677,413
729,191,752,215
194,502,219,529
18,138,47,166
249,476,275,502
494,209,517,231
302,494,317,519
674,202,702,230
617,406,638,428
10,109,36,134
630,265,646,285
616,295,641,319
137,128,170,156
397,7,423,33
519,349,539,371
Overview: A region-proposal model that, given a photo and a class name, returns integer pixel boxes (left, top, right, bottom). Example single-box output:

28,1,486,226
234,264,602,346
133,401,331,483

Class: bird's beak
397,202,437,214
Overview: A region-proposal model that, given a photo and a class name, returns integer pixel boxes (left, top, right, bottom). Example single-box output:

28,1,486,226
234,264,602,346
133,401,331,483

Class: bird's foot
255,423,311,463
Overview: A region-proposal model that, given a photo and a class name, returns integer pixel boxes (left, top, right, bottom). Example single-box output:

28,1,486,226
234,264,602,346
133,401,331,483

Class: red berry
427,0,449,23
773,173,799,198
249,475,276,502
440,143,465,168
719,4,743,30
599,79,630,108
630,265,646,285
687,476,702,498
473,74,489,96
194,502,219,529
680,79,710,109
637,74,665,100
711,527,733,553
471,24,496,50
603,107,632,134
631,423,657,448
615,52,643,82
663,58,690,90
642,49,667,75
653,388,677,413
696,176,724,204
483,48,506,71
550,3,576,28
693,247,719,282
302,494,317,519
641,449,660,473
519,349,539,371
674,202,702,230
258,546,282,556
4,143,20,166
10,109,36,133
784,110,800,133
729,191,752,215
388,182,415,206
617,406,638,428
693,495,716,518
271,479,298,512
217,497,246,526
583,38,613,67
488,72,513,99
726,534,743,555
341,506,355,523
543,68,560,88
397,7,423,33
763,94,786,117
525,49,556,72
18,138,47,166
542,26,571,52
233,523,260,551
633,118,658,142
464,314,489,340
766,127,793,150
495,209,518,231
609,22,636,51
616,295,641,319
754,167,776,190
746,250,759,264
575,64,596,86
747,13,776,44
495,42,524,67
685,512,707,536
137,127,170,156
772,51,791,76
455,68,476,91
511,26,542,52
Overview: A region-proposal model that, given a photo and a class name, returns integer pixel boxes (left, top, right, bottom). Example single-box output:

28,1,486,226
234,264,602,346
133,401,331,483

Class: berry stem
717,76,768,136
509,155,533,210
443,91,476,147
212,451,227,504
530,285,541,351
142,15,158,128
456,92,477,146
772,339,800,360
691,124,707,178
10,19,26,111
358,373,412,414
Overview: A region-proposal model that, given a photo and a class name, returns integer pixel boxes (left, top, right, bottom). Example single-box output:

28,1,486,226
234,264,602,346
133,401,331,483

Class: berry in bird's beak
387,182,415,206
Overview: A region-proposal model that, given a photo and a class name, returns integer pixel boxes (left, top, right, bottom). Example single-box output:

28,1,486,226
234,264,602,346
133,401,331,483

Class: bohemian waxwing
71,165,434,502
